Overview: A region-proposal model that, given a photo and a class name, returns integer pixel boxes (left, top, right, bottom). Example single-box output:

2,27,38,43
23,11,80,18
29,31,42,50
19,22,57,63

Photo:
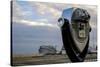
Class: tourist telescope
58,7,91,62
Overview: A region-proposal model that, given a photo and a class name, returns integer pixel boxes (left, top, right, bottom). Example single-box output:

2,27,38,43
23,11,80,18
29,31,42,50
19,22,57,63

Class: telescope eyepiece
72,8,90,23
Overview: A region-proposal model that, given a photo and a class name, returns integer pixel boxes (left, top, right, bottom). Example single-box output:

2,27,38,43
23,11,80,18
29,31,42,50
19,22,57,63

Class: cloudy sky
12,0,97,29
12,0,97,55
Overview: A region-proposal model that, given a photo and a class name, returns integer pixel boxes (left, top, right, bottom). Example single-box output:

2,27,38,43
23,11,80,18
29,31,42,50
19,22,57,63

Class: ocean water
12,22,63,56
12,22,97,56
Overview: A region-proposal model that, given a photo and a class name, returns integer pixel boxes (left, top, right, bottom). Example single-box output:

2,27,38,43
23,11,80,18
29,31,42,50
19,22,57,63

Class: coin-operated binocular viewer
58,8,91,62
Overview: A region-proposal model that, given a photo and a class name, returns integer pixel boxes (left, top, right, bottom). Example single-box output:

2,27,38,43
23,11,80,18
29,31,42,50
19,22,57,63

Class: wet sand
11,53,97,66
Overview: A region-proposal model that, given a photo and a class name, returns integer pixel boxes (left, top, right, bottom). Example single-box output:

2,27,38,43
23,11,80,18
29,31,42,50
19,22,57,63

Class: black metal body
58,8,91,62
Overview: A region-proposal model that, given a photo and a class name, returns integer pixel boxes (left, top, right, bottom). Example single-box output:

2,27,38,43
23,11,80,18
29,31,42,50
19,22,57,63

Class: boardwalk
12,53,97,66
